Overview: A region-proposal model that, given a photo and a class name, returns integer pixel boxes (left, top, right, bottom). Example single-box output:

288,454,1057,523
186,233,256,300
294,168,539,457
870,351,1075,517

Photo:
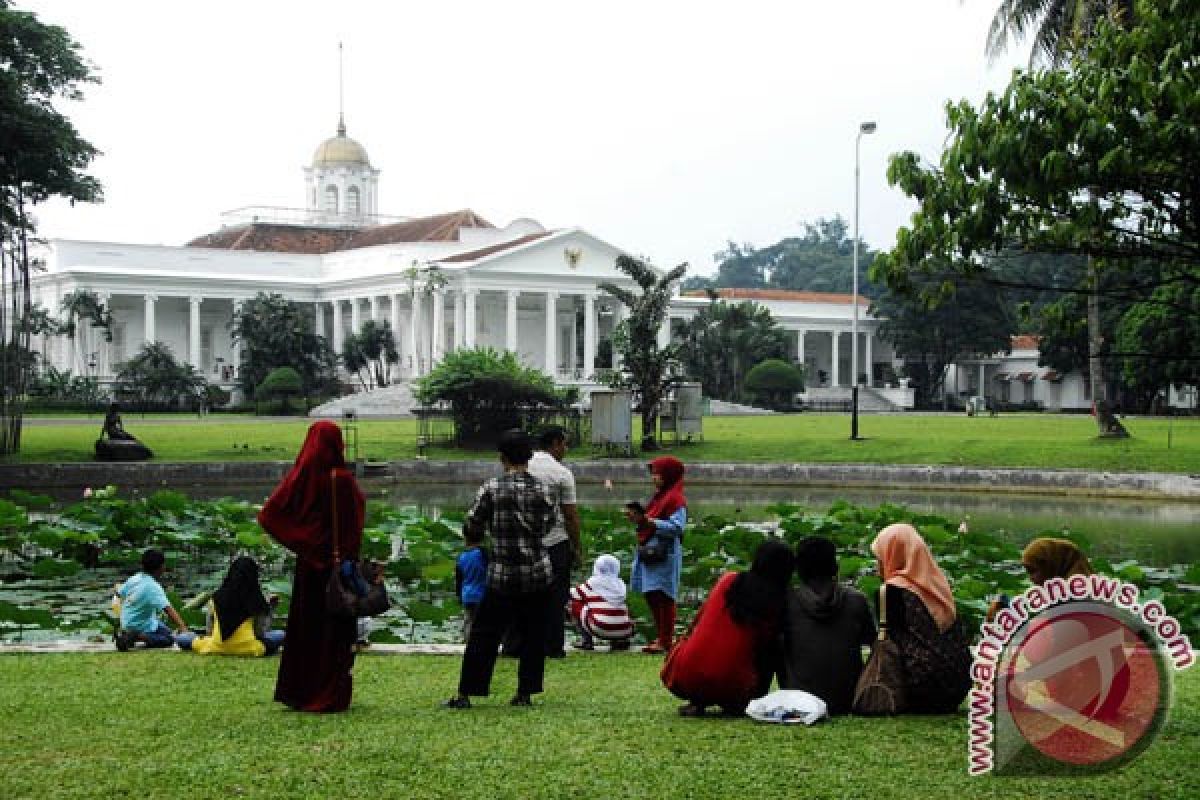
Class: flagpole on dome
337,41,346,136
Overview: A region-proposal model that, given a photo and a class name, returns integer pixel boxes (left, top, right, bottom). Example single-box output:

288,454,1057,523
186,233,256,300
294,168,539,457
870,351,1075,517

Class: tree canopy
677,297,790,404
230,292,337,398
341,320,400,390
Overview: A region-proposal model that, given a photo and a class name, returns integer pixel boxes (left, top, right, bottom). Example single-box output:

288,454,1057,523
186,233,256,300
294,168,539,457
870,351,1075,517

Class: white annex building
32,119,910,410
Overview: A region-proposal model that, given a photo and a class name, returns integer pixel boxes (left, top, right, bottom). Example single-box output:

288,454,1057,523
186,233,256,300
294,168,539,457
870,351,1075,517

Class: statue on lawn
95,403,153,461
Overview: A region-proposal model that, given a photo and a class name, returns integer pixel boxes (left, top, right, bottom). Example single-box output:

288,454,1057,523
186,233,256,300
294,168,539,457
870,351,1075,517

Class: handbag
325,470,391,619
637,534,670,565
852,583,907,715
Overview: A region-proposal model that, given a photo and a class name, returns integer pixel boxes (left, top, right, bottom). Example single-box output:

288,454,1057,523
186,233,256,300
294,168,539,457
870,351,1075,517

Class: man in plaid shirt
444,429,555,709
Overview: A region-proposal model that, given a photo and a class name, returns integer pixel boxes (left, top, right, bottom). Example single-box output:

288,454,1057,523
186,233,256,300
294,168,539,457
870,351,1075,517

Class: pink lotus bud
604,479,613,491
83,487,94,498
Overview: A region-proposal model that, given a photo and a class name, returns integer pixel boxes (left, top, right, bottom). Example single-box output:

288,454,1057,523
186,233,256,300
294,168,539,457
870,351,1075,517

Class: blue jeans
176,629,285,655
140,621,176,649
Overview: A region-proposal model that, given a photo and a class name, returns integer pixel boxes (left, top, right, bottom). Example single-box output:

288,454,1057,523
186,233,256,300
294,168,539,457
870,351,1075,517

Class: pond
3,482,1196,646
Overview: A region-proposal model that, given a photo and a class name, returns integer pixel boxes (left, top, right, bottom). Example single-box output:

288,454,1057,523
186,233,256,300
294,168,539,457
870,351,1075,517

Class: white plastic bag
744,690,828,725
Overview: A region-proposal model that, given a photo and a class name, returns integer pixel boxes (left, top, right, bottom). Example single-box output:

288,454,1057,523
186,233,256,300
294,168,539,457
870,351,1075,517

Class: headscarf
588,554,626,605
258,420,365,567
725,538,795,626
639,456,687,544
213,556,270,639
794,536,839,582
871,523,957,633
1021,537,1093,585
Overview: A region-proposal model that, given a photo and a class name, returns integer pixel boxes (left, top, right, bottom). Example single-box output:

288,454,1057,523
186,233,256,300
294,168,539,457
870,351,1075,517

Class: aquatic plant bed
2,488,1196,643
8,413,1200,472
0,653,1195,799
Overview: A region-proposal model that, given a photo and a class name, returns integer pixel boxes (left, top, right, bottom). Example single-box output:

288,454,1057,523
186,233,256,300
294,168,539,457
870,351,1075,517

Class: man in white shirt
522,426,582,658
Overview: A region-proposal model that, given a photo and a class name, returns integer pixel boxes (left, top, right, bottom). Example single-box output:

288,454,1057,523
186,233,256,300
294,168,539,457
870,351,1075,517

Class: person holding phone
626,457,687,654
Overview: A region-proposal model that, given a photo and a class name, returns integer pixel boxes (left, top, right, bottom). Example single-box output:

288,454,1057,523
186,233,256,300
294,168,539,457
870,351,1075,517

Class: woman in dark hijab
258,421,365,712
660,539,794,716
176,556,284,656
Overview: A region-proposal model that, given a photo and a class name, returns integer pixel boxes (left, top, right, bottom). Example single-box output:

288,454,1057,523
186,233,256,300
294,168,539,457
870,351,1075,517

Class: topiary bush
414,348,565,444
743,358,805,410
255,367,304,414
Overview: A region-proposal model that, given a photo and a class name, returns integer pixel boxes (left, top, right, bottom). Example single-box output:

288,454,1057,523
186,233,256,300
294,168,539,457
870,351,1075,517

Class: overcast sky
23,0,1025,278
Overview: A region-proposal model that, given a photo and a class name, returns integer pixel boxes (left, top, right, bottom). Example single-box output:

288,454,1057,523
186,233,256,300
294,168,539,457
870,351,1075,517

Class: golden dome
312,115,371,167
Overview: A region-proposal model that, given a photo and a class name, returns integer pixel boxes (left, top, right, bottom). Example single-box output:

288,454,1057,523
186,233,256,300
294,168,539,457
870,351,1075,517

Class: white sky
23,0,1025,278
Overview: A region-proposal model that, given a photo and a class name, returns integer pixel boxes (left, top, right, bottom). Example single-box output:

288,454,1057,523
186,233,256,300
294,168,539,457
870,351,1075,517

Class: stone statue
95,403,153,461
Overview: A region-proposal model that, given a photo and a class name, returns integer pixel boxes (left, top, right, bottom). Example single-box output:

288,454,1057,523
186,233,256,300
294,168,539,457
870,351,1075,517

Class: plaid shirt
465,470,554,594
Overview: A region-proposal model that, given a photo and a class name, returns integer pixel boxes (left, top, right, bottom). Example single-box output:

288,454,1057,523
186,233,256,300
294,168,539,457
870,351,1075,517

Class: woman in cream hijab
1021,538,1093,586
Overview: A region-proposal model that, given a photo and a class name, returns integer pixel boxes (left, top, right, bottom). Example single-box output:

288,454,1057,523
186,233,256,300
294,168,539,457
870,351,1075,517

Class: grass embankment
0,653,1194,799
7,414,1200,473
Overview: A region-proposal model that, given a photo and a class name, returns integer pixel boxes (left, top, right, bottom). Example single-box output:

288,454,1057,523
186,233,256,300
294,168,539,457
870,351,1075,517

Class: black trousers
501,541,571,657
458,587,552,697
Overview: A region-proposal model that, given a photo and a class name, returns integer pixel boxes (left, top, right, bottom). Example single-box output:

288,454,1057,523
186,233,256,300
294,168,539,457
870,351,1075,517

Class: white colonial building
31,120,903,407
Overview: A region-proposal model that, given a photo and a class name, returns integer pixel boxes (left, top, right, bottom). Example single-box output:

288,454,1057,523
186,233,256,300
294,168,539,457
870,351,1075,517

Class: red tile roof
186,209,495,254
438,231,555,263
682,288,870,306
1011,334,1041,350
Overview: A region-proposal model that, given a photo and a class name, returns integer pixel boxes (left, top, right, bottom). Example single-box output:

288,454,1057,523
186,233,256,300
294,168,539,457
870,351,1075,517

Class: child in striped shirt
569,554,633,650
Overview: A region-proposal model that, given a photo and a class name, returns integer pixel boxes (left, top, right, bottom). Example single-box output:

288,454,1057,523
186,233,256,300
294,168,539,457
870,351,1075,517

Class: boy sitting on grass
114,548,189,651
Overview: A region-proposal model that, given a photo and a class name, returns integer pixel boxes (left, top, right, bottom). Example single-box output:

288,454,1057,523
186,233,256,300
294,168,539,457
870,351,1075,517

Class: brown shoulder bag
325,470,391,618
852,583,908,715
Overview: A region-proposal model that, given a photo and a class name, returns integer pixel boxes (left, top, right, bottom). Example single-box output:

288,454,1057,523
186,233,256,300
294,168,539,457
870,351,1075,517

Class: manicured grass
0,653,1195,798
6,414,1200,473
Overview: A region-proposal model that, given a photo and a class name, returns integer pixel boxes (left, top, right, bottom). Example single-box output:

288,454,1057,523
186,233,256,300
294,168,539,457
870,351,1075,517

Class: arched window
323,185,339,213
347,186,361,216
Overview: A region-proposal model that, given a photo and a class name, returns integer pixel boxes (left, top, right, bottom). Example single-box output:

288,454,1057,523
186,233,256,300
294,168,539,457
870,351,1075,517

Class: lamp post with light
851,120,876,441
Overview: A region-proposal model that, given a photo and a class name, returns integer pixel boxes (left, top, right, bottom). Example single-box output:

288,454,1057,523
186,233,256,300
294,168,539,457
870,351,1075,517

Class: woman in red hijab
258,420,365,712
626,456,687,654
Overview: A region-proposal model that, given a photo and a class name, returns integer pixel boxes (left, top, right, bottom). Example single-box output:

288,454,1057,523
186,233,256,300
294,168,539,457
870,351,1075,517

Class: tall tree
709,218,879,296
985,0,1136,65
0,1,101,453
677,297,790,404
340,320,400,390
112,342,205,410
872,276,1016,409
230,292,337,398
599,255,687,450
874,0,1197,434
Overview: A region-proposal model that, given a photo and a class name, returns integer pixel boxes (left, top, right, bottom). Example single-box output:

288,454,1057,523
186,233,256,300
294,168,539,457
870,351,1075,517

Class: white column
314,301,325,338
409,292,421,376
188,296,202,367
452,289,464,350
231,299,243,376
796,329,806,366
331,300,344,354
431,289,445,363
389,293,401,339
350,297,362,334
979,363,986,397
544,290,558,376
505,290,519,353
143,294,157,345
831,331,840,387
464,289,477,348
613,303,627,370
657,315,672,349
369,295,380,324
583,292,596,377
865,331,874,387
96,292,111,377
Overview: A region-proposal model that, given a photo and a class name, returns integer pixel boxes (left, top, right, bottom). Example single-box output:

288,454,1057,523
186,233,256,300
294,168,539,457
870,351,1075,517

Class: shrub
743,359,805,410
255,367,304,414
414,348,564,444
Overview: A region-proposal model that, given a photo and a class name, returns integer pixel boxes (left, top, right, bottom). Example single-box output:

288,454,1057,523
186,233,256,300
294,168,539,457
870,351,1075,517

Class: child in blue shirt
455,529,488,641
115,548,189,651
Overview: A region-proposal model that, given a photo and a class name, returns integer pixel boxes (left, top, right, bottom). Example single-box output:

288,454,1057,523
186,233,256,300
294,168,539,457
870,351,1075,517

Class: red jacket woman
258,420,365,713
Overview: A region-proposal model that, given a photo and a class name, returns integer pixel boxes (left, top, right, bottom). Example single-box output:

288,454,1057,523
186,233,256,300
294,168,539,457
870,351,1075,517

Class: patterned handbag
325,470,391,618
852,584,908,715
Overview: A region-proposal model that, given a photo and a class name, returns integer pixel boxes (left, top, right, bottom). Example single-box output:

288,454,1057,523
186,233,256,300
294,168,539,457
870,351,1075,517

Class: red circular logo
1003,607,1166,768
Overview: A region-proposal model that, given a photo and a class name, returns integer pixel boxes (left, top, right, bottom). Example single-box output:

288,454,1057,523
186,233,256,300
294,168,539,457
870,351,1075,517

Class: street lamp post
851,120,876,441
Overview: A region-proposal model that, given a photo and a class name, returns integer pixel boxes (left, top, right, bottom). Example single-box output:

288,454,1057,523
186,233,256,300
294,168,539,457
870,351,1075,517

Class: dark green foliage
710,218,879,295
677,298,790,404
255,366,304,414
413,347,564,444
112,342,206,410
340,319,399,390
599,254,688,449
743,359,804,410
230,292,337,398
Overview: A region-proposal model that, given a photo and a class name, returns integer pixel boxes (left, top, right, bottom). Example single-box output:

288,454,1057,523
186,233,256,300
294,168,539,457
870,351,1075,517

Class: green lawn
6,414,1200,473
0,653,1195,798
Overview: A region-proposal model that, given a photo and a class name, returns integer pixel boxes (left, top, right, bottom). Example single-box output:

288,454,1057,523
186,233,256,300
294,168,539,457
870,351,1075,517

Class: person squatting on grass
444,429,556,709
661,539,795,717
114,548,189,651
569,554,634,651
871,523,972,714
778,536,876,715
627,456,688,654
176,556,285,657
259,420,366,713
455,527,488,642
